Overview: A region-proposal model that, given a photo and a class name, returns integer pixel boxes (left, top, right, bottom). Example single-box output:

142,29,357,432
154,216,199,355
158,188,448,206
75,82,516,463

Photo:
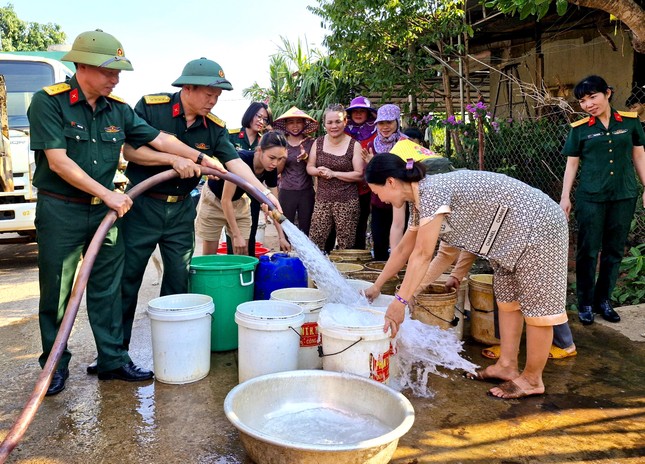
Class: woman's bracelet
262,189,272,196
394,293,408,306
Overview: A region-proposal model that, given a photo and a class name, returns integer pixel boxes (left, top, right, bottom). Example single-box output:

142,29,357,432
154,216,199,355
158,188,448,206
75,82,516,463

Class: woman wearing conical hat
273,106,319,235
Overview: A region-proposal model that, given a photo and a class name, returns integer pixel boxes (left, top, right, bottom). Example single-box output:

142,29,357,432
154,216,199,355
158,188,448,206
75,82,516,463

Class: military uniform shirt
28,75,160,197
562,110,645,201
229,127,259,151
126,92,239,195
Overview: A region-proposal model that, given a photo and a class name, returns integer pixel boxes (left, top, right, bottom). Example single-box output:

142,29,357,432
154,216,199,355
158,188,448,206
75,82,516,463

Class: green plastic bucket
189,255,259,351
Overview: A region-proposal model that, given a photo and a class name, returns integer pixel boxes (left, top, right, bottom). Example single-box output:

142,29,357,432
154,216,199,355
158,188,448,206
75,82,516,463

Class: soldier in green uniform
118,58,282,354
27,30,229,396
228,101,272,150
560,75,645,325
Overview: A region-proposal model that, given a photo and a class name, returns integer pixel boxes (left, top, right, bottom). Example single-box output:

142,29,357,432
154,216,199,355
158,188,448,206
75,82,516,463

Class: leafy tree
243,37,360,128
309,0,472,114
484,0,645,53
0,3,65,51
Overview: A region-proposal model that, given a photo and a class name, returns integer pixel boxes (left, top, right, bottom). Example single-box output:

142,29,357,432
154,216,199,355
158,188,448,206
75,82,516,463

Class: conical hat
390,139,437,161
273,106,319,135
390,139,454,174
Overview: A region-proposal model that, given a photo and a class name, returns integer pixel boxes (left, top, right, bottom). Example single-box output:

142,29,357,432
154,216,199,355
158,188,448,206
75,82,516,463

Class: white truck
0,53,74,242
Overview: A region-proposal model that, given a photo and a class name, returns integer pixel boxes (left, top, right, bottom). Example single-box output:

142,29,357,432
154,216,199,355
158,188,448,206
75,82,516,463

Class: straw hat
273,106,319,135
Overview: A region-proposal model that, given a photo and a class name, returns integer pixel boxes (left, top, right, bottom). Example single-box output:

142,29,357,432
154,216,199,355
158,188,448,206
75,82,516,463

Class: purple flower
492,121,500,132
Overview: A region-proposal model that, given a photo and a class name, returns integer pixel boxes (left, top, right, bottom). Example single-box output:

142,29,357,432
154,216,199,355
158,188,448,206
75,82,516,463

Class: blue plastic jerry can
254,253,308,300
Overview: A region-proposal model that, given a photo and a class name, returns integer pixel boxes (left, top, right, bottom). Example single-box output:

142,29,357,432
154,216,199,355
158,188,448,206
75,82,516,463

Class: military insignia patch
106,93,126,103
104,126,121,133
43,83,71,95
69,88,79,104
144,95,171,105
195,143,210,150
219,70,225,78
172,103,181,117
117,48,124,57
206,113,226,127
71,121,85,130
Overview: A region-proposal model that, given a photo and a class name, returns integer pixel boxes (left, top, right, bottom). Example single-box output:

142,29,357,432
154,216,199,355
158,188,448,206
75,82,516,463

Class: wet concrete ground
1,234,644,464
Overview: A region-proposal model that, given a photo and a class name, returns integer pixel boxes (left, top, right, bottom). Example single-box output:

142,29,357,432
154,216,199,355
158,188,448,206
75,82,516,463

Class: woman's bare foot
488,375,545,399
465,363,520,383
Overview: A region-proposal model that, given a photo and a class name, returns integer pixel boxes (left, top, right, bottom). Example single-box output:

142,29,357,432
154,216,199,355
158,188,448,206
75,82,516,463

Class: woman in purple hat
344,96,378,250
363,103,408,260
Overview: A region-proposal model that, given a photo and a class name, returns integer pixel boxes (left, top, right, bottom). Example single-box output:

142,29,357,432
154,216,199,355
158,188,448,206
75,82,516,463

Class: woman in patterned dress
306,104,364,250
363,154,569,399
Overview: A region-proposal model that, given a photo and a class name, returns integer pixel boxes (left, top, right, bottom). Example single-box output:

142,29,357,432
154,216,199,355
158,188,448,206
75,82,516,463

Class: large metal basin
224,370,415,464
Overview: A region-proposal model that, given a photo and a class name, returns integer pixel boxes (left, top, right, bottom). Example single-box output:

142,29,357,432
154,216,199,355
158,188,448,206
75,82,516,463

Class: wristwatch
196,153,204,165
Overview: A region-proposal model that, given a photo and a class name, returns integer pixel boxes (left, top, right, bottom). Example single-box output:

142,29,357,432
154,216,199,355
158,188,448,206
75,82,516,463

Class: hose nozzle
271,210,287,224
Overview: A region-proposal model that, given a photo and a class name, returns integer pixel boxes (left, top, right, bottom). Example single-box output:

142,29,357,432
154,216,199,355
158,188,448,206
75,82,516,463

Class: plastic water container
188,255,258,351
319,316,394,385
254,253,308,300
270,288,327,369
235,301,305,383
146,294,214,384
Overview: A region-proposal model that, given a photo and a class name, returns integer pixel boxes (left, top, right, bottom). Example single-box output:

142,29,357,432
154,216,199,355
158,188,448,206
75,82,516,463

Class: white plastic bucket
270,288,327,369
146,294,214,385
319,320,394,385
235,301,305,383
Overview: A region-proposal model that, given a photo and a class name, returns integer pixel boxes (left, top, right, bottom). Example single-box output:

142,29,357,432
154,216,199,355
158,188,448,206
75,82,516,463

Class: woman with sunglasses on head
560,75,645,326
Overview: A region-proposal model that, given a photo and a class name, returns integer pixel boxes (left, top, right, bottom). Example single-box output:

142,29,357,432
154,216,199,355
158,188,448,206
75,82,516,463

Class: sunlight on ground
397,406,645,462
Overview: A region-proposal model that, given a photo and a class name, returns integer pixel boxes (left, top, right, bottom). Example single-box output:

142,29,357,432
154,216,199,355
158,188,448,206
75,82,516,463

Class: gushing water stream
280,220,478,397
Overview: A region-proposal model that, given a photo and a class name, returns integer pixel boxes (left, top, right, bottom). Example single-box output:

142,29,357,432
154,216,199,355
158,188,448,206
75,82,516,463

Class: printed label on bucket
370,343,394,383
300,322,319,348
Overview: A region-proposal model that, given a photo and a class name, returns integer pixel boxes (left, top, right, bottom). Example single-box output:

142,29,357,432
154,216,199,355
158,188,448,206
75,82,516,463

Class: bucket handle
412,297,460,327
317,337,364,358
288,326,301,337
239,271,255,287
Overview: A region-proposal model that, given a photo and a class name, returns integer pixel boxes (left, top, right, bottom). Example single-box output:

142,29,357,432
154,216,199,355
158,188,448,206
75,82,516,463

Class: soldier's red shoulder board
43,83,71,96
106,93,126,104
228,127,240,134
207,113,226,127
570,117,590,128
617,110,638,118
143,95,171,105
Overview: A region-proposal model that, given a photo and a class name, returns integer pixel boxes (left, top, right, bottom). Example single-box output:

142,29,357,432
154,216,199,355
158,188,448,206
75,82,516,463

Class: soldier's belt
39,190,103,205
144,192,189,203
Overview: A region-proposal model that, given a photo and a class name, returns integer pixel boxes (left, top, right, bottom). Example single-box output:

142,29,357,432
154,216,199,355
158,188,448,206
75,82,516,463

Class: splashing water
281,221,367,305
281,219,479,397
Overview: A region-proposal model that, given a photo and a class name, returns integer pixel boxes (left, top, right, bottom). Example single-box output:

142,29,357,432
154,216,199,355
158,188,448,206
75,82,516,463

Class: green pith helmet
171,58,233,90
62,29,133,71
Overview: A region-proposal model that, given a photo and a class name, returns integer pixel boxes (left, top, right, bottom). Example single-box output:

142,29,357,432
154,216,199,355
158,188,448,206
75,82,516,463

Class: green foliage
243,37,359,133
483,0,569,20
309,0,471,101
611,244,645,307
0,3,65,51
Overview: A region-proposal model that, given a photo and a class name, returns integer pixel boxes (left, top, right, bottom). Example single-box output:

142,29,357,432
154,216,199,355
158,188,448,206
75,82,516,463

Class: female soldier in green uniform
560,75,645,325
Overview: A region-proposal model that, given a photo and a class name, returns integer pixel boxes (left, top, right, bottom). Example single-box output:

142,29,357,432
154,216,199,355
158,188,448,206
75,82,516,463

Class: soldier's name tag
586,132,603,140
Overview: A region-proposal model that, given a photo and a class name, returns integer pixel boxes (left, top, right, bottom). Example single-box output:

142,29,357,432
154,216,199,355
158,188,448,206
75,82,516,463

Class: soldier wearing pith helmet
120,58,283,353
28,30,229,395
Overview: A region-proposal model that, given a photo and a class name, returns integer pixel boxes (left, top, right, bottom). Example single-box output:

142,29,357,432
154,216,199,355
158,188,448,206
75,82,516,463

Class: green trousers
121,195,196,348
575,196,637,305
35,196,131,372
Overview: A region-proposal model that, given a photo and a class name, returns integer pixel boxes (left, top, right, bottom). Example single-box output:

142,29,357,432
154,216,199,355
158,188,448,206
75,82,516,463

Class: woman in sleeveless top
306,104,364,250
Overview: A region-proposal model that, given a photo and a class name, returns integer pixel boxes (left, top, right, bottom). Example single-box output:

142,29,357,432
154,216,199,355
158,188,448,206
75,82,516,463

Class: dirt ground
1,225,644,464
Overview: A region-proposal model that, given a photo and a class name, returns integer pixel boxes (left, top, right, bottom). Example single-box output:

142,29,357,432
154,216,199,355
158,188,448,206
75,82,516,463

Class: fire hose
0,167,282,462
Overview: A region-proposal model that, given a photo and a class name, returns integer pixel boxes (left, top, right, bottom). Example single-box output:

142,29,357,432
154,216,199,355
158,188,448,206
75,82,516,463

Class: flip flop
487,380,545,399
481,345,500,359
548,345,577,359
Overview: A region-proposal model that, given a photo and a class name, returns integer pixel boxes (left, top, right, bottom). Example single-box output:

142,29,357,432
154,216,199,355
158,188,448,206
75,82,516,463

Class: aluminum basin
224,370,415,464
